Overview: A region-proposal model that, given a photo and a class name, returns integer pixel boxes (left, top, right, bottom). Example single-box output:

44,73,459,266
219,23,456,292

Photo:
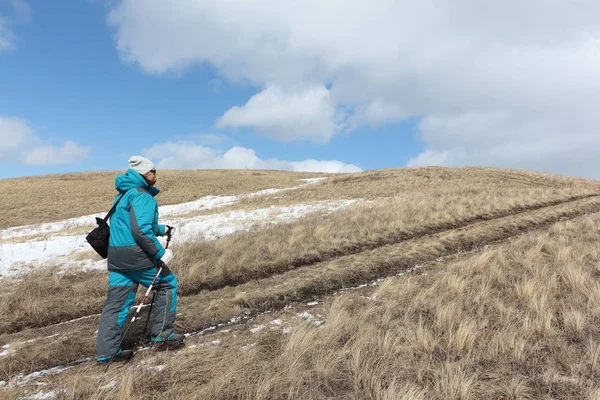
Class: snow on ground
1,178,327,241
146,365,167,373
188,339,222,349
46,315,100,329
0,179,357,277
99,380,117,391
16,365,73,385
296,311,325,327
0,344,11,357
26,390,63,400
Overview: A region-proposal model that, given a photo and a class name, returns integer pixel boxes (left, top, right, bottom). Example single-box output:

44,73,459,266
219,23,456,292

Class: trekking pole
142,293,157,343
142,226,173,341
104,264,163,371
105,226,174,371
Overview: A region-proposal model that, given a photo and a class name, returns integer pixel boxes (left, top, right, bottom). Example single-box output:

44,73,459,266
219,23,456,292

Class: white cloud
10,0,31,21
289,159,362,173
143,142,361,173
407,113,600,177
0,116,34,158
0,116,90,166
0,17,14,51
0,0,30,52
108,0,600,177
142,141,216,169
20,141,90,166
349,99,407,127
217,85,343,143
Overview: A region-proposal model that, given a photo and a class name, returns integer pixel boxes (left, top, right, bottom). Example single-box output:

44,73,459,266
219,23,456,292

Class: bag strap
103,193,126,222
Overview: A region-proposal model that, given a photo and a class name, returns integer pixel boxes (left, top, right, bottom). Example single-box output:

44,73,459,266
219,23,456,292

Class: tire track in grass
2,193,597,336
178,193,599,296
2,196,600,380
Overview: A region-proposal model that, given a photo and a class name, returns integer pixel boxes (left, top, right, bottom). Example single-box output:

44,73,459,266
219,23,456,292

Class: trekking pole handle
165,225,174,249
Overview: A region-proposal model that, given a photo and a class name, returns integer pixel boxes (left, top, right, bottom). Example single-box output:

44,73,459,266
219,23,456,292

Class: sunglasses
149,169,156,174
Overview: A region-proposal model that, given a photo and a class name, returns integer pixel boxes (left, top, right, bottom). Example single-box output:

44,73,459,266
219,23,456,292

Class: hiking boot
152,333,185,350
96,349,134,364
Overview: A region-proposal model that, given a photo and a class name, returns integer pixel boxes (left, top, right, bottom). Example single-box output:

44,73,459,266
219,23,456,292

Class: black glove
159,264,172,277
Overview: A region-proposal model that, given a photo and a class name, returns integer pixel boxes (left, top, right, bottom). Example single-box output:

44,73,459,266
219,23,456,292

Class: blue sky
0,0,422,178
1,0,600,179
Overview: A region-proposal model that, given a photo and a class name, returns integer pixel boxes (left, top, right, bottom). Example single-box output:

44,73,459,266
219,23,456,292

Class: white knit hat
128,155,155,175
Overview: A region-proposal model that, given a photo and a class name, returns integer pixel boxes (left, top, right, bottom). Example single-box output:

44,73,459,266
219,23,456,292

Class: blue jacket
107,169,166,272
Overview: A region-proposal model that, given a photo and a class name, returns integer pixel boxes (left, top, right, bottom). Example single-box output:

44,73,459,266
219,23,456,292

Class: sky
0,0,599,179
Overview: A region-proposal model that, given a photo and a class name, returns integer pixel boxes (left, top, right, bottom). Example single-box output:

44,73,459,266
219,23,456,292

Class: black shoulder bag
85,194,125,259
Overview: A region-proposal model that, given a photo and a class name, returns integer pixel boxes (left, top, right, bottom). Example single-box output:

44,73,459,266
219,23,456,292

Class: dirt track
2,194,600,380
1,192,597,337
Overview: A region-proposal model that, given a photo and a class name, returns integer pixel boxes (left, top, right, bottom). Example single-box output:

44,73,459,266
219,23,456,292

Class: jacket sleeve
129,193,166,260
156,224,166,236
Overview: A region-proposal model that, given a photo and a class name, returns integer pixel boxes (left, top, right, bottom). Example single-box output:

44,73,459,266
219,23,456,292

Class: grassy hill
0,169,328,230
1,167,600,399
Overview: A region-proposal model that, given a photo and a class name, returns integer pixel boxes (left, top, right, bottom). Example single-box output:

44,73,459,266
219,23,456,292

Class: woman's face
143,169,156,186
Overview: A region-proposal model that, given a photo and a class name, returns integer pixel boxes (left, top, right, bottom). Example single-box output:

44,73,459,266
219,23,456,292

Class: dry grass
1,168,597,335
0,266,106,334
177,166,599,218
2,167,600,397
0,225,96,244
7,209,600,399
173,182,597,295
2,193,600,381
0,169,327,229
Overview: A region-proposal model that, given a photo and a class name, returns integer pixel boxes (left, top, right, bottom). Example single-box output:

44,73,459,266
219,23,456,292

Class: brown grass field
0,169,327,230
1,168,598,335
1,167,600,399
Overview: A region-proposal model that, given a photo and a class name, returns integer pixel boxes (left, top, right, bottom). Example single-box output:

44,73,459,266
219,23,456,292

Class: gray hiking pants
96,268,178,360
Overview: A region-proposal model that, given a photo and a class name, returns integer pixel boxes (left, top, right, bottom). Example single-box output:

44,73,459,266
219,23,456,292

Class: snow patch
189,339,222,349
100,380,117,390
16,365,72,385
297,311,315,320
1,179,325,239
0,184,357,277
28,390,62,400
198,325,217,335
147,365,166,373
298,178,327,183
296,311,325,327
48,314,100,328
0,344,11,357
241,343,256,351
25,334,59,344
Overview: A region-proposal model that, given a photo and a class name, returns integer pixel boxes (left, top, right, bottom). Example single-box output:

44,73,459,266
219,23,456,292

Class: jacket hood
115,169,160,197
